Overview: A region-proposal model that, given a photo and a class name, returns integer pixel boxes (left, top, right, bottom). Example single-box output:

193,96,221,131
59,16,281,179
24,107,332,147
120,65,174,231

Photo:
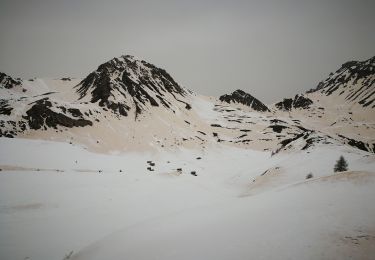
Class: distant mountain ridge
0,54,374,154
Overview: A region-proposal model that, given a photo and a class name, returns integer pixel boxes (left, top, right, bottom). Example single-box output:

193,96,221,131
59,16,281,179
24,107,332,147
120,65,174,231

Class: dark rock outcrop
23,98,92,130
268,125,288,133
219,89,270,112
0,100,13,115
0,72,22,89
338,134,374,153
275,95,313,111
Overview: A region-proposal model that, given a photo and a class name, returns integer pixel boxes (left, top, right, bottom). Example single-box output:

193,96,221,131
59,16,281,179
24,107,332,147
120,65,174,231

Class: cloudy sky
0,0,374,103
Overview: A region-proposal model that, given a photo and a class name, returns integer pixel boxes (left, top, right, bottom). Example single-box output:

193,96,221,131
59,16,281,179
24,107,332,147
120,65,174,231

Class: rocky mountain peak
76,55,190,117
219,89,270,112
307,56,375,108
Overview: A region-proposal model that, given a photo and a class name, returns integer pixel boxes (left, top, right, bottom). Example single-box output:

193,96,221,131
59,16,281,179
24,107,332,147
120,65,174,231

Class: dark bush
334,156,348,172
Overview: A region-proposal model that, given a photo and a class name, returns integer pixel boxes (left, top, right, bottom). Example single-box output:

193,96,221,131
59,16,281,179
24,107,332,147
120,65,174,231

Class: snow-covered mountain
308,56,375,108
76,55,192,118
274,56,375,111
0,55,374,154
271,56,375,153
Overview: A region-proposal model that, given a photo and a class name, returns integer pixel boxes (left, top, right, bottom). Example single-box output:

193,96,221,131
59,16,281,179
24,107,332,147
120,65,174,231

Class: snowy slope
72,172,375,260
0,138,374,260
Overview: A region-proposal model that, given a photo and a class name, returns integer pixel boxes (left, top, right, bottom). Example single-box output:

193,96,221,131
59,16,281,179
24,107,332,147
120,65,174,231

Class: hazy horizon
0,0,374,103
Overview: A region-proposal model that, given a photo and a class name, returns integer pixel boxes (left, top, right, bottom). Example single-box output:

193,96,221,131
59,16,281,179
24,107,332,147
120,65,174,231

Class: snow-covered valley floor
0,137,374,260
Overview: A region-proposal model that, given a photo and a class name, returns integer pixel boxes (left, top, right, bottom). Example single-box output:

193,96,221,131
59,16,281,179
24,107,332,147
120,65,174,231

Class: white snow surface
1,137,375,260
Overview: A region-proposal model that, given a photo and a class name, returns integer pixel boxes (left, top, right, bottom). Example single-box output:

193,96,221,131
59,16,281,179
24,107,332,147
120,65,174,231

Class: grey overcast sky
0,0,374,103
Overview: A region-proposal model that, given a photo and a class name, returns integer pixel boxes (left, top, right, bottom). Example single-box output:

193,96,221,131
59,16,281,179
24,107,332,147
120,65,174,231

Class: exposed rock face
0,72,22,89
219,89,270,112
76,55,190,117
307,56,375,108
268,124,288,133
275,95,313,111
338,134,374,153
275,98,293,111
0,100,13,115
0,119,27,138
23,98,92,130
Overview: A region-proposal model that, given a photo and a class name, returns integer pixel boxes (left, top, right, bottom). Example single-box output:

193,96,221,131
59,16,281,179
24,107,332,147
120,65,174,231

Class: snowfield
0,137,374,260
